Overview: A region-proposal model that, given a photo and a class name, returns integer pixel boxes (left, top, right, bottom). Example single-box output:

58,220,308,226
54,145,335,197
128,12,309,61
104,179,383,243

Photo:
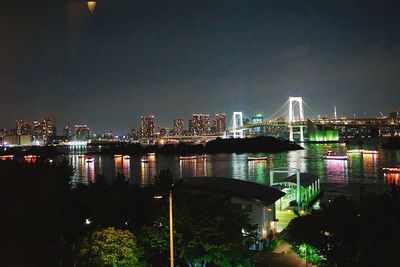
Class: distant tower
288,97,304,122
232,112,244,138
288,97,304,142
334,105,337,119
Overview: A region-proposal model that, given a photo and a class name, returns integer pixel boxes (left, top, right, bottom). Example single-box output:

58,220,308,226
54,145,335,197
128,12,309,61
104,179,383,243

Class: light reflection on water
61,143,400,195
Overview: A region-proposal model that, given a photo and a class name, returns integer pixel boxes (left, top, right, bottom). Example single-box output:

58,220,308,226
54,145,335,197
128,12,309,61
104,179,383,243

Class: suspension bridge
226,96,400,142
227,97,312,141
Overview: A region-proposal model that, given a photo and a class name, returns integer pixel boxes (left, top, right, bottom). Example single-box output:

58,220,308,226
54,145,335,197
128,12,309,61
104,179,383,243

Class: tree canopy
286,190,400,267
79,227,143,267
141,192,258,267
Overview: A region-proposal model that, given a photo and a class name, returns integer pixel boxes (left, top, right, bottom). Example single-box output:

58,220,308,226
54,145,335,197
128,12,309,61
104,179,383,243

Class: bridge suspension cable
302,100,318,120
266,99,290,121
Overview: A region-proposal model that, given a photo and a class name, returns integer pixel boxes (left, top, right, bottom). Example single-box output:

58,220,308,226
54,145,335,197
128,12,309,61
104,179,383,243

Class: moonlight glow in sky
1,0,399,133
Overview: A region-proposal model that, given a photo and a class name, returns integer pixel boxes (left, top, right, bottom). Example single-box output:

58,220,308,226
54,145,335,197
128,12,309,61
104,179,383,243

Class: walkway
254,242,316,267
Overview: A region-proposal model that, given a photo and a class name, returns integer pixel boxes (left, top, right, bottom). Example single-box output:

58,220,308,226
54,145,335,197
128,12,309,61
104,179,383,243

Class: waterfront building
159,127,169,137
75,124,90,140
215,113,226,134
179,177,284,250
4,135,31,146
63,125,72,136
41,117,56,142
174,118,184,136
192,113,210,135
389,109,400,119
188,119,194,135
140,115,155,139
32,121,42,141
16,120,32,136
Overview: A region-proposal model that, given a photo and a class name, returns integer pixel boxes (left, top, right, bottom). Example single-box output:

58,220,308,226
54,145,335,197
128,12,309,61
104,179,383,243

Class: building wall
231,196,277,250
4,135,31,146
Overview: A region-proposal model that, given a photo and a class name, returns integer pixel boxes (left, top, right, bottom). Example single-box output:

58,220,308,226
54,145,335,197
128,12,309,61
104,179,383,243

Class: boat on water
201,154,207,159
248,156,268,161
141,158,149,163
323,151,348,160
362,150,379,155
179,156,197,160
123,155,130,160
85,158,94,163
383,167,400,173
0,155,14,160
77,155,84,158
346,149,364,154
114,154,123,158
147,152,156,156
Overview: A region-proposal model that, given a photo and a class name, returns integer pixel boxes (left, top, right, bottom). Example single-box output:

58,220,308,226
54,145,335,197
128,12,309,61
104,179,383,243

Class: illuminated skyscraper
63,125,72,136
75,124,90,140
140,115,155,139
192,114,210,135
174,118,184,136
16,120,32,136
32,121,42,141
41,117,56,142
215,113,226,134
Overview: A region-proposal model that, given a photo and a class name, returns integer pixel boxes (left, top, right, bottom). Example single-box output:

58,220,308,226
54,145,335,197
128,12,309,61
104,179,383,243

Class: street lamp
169,188,174,267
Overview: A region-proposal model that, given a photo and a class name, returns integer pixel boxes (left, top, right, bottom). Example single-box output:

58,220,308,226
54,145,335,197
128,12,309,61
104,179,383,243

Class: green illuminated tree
79,227,144,267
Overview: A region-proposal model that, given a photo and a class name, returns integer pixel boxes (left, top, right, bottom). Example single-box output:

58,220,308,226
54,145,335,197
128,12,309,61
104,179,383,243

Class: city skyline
1,1,400,132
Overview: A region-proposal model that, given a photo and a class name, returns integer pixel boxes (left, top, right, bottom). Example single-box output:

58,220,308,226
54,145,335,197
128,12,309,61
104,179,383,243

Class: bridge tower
288,97,305,142
232,112,244,138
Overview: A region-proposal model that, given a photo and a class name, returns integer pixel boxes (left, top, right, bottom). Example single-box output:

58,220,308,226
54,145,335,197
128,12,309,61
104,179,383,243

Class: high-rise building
188,119,194,135
75,124,90,140
32,120,42,141
215,113,226,134
192,114,210,135
159,127,169,137
16,120,32,136
174,118,184,136
41,117,56,141
140,115,155,139
63,125,71,136
389,109,400,119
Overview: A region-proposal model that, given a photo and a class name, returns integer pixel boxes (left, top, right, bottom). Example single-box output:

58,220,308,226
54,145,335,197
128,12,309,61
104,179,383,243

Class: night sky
1,0,400,133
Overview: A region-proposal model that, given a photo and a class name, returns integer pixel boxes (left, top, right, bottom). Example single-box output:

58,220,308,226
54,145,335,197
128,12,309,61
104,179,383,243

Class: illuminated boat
201,154,207,159
114,154,123,158
85,158,94,163
179,156,197,160
0,155,14,160
361,150,379,155
77,155,84,158
147,152,156,156
248,156,268,161
382,167,400,173
24,155,40,163
123,155,130,160
141,158,149,163
323,151,348,160
346,149,364,154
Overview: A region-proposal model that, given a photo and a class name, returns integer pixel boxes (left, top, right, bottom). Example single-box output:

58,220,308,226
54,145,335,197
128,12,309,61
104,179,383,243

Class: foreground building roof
177,177,285,207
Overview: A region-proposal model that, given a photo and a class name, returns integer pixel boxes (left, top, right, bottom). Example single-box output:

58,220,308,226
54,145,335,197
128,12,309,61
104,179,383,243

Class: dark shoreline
1,136,303,157
99,136,303,156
